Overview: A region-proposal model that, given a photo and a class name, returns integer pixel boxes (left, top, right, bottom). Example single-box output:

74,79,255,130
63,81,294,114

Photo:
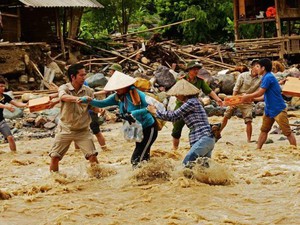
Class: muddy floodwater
0,115,299,225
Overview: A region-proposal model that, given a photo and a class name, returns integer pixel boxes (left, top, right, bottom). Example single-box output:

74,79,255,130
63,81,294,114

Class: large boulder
215,72,238,95
85,73,108,88
154,65,176,89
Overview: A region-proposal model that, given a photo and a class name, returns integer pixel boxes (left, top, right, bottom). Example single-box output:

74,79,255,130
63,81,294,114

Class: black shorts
89,111,100,134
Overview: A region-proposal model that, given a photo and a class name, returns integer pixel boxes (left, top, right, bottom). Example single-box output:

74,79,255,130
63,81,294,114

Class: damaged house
0,0,103,90
233,0,300,59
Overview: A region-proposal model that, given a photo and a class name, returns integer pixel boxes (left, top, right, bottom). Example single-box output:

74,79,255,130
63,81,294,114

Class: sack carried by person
122,121,144,143
154,117,166,131
145,95,166,131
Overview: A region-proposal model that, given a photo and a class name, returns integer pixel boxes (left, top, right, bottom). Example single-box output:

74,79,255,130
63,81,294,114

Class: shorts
49,125,97,160
89,111,100,134
0,120,12,138
224,103,253,124
172,119,185,139
260,109,292,136
171,102,185,139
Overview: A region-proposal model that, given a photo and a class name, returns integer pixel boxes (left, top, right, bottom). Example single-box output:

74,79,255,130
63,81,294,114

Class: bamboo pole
112,18,195,39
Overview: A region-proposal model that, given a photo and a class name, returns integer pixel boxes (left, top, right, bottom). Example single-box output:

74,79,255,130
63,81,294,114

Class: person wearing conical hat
108,63,122,76
171,60,223,150
147,79,215,167
80,71,158,167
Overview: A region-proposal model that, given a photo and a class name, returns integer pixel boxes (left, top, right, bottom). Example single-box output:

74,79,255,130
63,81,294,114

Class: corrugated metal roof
19,0,104,8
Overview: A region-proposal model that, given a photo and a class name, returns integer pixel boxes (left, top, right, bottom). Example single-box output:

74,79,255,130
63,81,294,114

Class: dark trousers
131,123,158,166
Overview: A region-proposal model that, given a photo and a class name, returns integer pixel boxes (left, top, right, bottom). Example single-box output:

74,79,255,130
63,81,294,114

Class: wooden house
0,0,103,43
233,0,300,59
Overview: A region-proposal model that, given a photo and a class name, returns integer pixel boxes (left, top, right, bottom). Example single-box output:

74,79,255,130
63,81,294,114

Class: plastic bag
122,121,144,143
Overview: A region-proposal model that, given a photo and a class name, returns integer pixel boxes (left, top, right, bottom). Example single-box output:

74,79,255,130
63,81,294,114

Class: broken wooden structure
233,0,300,59
0,0,103,90
0,0,103,43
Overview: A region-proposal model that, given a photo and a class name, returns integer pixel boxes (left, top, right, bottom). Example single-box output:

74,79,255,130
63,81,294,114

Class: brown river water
0,115,299,225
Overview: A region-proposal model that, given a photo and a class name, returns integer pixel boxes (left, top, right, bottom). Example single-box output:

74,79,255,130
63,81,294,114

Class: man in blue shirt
242,58,297,150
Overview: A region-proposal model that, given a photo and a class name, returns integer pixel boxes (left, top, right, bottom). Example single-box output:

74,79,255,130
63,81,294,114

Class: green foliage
154,0,234,44
80,0,275,44
80,0,144,38
238,22,276,39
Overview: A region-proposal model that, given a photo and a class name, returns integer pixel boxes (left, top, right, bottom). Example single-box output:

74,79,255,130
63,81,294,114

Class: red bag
266,6,276,18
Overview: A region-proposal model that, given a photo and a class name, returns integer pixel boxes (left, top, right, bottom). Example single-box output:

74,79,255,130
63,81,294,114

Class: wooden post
16,8,21,41
274,0,283,58
274,0,282,38
56,9,66,59
233,0,239,40
63,8,67,38
238,0,246,19
69,8,83,39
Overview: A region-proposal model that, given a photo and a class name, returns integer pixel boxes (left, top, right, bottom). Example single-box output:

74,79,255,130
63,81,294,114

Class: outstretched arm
0,103,15,112
242,88,266,102
149,100,195,122
79,94,118,108
209,91,223,106
9,100,28,108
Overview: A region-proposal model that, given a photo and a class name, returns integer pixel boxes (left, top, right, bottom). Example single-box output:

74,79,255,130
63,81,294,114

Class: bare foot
101,145,111,151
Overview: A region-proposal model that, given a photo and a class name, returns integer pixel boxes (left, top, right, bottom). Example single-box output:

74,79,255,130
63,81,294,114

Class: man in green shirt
172,61,223,150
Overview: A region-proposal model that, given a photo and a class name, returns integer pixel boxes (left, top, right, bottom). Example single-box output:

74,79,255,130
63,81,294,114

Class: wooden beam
77,57,118,64
118,49,141,64
67,38,154,70
1,13,18,18
238,18,276,25
30,61,58,91
175,49,235,70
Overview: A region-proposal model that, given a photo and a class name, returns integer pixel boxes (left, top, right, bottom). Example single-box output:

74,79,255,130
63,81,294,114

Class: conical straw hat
167,79,200,96
104,71,136,91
